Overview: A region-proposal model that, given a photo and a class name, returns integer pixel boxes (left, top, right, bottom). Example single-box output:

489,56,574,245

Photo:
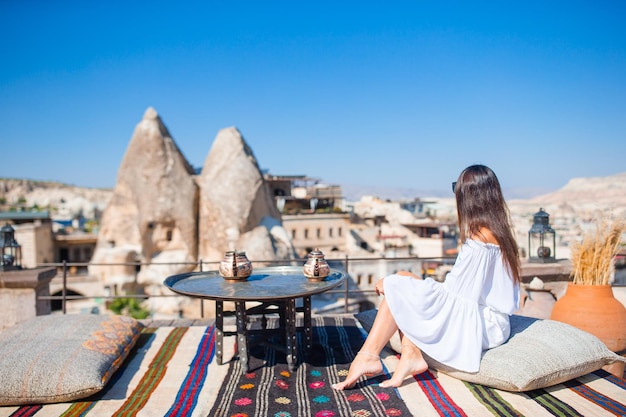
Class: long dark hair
455,165,521,284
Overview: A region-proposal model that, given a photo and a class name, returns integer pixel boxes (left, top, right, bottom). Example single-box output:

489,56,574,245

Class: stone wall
0,268,56,331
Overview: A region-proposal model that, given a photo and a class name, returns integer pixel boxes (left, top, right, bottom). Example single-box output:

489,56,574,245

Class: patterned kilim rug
210,315,412,417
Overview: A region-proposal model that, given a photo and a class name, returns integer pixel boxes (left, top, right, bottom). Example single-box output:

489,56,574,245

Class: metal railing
37,255,455,317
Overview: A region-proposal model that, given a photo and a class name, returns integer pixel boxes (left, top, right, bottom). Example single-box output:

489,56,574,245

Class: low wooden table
164,266,345,372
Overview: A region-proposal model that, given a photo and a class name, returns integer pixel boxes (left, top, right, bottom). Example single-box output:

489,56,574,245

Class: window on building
291,229,296,239
329,228,333,237
316,228,321,238
166,230,173,241
357,274,362,285
368,274,373,285
304,229,309,239
338,227,342,237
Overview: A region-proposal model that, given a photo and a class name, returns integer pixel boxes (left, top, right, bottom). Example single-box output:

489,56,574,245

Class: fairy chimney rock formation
197,127,295,263
90,107,198,286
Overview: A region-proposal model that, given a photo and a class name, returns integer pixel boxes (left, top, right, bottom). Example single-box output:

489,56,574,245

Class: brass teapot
303,248,330,281
219,250,253,281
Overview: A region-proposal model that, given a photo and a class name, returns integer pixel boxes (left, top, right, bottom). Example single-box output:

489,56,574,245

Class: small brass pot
219,250,253,281
303,248,330,281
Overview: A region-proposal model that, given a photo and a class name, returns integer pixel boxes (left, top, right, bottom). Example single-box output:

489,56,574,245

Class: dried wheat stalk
571,218,626,285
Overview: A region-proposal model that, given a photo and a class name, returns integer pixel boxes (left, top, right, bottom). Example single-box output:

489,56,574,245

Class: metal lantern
0,223,22,271
528,208,556,263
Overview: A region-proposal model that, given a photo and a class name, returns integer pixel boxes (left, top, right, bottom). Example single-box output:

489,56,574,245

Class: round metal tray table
164,266,346,372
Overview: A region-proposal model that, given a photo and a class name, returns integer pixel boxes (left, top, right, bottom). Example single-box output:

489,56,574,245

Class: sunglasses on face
452,182,457,193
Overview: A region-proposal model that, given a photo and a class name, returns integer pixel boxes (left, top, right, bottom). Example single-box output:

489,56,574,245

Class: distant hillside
2,171,625,220
528,172,626,206
0,178,112,219
507,171,626,219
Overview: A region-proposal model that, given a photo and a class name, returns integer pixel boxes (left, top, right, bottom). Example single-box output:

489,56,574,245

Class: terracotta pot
550,283,626,352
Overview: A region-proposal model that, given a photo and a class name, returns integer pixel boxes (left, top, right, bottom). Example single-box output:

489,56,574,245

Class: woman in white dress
333,164,521,390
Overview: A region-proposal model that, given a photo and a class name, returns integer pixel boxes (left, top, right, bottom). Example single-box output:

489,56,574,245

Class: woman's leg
332,298,398,390
379,338,428,388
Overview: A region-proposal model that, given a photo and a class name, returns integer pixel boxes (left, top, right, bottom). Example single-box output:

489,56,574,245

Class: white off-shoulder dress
383,239,520,373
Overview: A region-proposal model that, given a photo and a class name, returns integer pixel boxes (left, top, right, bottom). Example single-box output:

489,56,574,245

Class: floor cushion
0,314,143,406
355,310,626,391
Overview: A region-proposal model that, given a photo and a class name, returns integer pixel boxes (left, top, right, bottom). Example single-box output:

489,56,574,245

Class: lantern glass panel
528,209,556,263
0,223,22,270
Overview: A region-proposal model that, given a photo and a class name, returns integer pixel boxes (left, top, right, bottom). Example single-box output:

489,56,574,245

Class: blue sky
1,1,625,198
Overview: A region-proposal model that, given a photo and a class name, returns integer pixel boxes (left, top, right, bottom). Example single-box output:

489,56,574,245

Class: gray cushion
0,314,143,405
355,310,626,392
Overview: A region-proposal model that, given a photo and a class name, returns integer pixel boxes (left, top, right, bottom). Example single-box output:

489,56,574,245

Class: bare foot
332,351,383,391
379,344,428,388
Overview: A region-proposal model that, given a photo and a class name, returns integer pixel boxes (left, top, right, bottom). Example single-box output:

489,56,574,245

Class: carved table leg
303,296,312,355
285,298,297,371
216,300,224,365
235,301,249,374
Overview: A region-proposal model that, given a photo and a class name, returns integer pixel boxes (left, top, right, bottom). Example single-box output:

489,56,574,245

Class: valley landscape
2,170,625,264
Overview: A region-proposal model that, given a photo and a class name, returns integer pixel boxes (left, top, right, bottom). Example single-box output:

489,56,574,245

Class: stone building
282,212,350,257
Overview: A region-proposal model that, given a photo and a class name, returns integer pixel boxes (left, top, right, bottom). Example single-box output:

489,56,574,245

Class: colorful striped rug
0,325,228,417
1,315,624,417
382,340,626,417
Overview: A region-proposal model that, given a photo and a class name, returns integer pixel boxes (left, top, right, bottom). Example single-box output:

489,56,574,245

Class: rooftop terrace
1,258,625,416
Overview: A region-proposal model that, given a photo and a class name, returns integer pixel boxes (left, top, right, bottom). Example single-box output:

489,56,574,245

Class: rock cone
197,127,295,263
90,107,198,287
